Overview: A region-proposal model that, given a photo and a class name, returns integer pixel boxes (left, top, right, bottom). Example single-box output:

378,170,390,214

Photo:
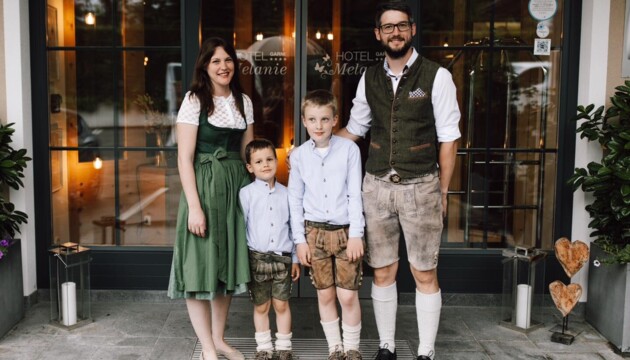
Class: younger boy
288,90,365,360
240,139,301,360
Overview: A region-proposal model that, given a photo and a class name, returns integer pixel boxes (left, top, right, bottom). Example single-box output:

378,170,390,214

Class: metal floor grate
192,338,415,359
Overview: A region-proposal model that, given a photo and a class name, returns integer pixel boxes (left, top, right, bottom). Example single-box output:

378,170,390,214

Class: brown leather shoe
346,349,363,360
277,350,294,360
328,349,345,360
253,350,273,360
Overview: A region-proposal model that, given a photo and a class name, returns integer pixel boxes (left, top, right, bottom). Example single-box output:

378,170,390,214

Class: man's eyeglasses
378,22,411,34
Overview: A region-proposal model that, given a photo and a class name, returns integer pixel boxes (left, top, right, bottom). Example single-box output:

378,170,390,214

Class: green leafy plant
0,122,31,243
567,81,630,264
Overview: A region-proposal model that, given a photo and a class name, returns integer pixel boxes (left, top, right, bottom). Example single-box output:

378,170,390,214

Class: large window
418,0,563,249
45,0,566,251
47,0,181,246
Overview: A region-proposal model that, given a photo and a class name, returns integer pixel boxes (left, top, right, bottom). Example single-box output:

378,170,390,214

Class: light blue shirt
239,178,297,263
288,135,365,244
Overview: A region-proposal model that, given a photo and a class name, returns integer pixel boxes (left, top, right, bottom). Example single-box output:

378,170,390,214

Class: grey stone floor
0,294,627,360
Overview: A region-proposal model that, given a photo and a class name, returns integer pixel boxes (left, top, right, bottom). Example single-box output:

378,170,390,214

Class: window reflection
47,0,181,247
46,0,565,250
201,0,296,184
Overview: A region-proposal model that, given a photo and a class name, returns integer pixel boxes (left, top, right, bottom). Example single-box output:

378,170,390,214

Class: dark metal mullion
30,0,54,288
296,0,308,145
422,45,563,51
535,64,551,249
47,46,180,51
481,2,497,249
182,0,201,93
410,0,421,49
555,0,582,242
112,0,122,246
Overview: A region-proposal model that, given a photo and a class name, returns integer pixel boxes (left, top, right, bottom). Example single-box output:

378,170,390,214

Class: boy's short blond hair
301,89,338,117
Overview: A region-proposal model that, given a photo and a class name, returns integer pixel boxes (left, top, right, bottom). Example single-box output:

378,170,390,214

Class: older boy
240,139,301,360
288,89,365,360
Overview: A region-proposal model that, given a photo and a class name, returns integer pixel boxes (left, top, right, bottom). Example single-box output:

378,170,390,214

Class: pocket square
409,88,426,98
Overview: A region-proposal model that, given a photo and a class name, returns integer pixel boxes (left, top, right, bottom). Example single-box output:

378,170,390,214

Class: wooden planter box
0,239,24,338
586,245,630,352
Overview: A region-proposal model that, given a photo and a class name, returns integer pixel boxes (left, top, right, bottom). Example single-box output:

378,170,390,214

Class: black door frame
30,0,580,291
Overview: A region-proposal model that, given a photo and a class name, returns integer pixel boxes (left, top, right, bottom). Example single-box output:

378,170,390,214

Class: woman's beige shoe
216,348,245,360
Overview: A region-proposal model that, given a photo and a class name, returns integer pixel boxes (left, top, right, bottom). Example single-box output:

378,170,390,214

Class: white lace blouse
176,91,254,129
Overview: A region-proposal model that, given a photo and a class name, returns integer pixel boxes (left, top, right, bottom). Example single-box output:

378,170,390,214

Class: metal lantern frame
49,242,92,329
500,246,547,333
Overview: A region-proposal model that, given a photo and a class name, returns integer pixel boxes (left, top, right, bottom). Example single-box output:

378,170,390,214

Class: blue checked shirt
239,179,297,263
288,135,365,245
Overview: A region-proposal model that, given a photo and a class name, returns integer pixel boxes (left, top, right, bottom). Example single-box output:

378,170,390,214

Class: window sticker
529,0,557,21
534,38,551,56
536,22,550,38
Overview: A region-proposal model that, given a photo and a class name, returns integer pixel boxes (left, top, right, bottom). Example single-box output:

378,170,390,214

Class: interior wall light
327,32,333,41
256,32,264,41
93,156,102,170
316,30,321,40
85,12,96,26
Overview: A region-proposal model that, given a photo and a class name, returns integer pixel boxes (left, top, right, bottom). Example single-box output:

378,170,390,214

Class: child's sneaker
277,350,294,360
253,350,273,360
346,349,362,360
328,348,345,360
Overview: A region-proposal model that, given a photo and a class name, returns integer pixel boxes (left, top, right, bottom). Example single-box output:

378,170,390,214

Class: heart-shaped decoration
549,280,582,317
554,237,589,278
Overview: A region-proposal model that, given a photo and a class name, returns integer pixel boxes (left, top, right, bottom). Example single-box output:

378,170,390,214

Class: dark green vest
365,56,440,179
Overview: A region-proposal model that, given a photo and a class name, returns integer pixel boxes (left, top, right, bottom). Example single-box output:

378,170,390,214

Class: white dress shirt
346,48,461,143
239,179,296,263
288,135,365,244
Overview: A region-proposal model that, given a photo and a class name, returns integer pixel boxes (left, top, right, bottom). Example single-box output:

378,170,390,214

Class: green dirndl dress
167,113,251,300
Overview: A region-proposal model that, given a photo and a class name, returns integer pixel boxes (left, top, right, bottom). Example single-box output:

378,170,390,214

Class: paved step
192,338,415,359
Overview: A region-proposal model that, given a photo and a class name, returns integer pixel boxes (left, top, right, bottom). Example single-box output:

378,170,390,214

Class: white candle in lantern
515,284,532,328
61,281,77,326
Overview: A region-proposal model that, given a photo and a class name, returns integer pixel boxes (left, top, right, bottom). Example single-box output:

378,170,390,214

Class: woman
168,37,253,360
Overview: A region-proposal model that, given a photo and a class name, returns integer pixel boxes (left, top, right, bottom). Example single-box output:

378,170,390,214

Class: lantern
500,246,547,332
49,242,92,329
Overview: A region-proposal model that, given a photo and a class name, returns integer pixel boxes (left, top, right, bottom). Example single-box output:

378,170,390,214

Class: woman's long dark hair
189,37,246,120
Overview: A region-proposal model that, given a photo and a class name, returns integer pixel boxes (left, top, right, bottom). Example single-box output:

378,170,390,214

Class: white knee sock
255,330,274,352
321,318,343,354
371,282,397,351
416,289,441,359
275,332,292,351
342,321,361,352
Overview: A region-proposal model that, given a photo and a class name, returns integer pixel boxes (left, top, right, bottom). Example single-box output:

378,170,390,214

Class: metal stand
550,315,576,345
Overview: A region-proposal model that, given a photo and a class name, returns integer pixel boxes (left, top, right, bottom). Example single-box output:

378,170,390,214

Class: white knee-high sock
416,289,441,359
321,318,343,354
275,332,292,351
371,282,397,351
255,330,274,352
342,321,361,352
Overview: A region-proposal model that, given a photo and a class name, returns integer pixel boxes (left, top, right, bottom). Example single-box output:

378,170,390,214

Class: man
337,2,461,359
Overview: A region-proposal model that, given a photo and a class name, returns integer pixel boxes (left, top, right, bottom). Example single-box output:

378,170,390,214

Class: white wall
2,1,37,297
572,0,612,301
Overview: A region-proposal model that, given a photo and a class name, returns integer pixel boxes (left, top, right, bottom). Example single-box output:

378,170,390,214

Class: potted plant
0,122,31,338
568,81,630,352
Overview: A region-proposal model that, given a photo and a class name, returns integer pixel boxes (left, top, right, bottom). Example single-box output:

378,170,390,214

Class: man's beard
383,37,412,59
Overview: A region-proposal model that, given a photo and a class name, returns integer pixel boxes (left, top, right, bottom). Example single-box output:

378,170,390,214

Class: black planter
0,239,24,338
586,245,630,352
